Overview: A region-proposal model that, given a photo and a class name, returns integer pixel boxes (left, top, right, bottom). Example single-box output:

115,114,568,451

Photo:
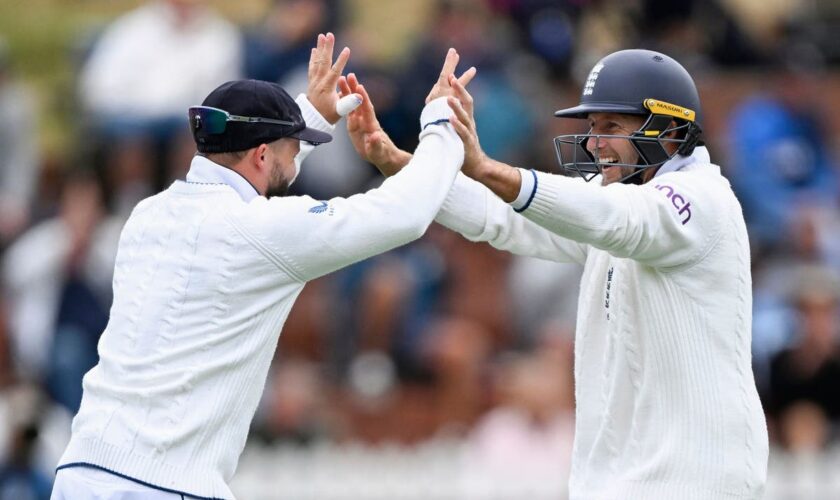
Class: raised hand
447,73,487,178
425,48,477,104
338,50,478,176
338,73,410,176
307,32,356,124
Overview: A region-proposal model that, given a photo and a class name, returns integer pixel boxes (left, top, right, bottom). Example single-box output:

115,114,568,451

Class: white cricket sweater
435,148,769,500
57,96,463,500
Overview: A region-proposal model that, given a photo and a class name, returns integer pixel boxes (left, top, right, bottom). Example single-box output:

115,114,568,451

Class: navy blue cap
192,80,332,153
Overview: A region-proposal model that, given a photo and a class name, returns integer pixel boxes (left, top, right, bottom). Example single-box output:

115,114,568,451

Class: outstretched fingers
447,107,470,144
449,73,475,116
338,76,352,97
457,66,477,87
439,48,460,83
347,72,360,90
332,46,350,76
324,32,335,66
447,97,472,131
354,83,380,126
317,32,325,53
309,33,327,78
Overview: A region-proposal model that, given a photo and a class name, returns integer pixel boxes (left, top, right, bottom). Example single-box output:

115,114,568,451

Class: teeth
600,157,617,164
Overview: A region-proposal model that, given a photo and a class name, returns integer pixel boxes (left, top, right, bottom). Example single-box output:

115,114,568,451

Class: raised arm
340,66,588,264
236,49,472,282
446,77,721,269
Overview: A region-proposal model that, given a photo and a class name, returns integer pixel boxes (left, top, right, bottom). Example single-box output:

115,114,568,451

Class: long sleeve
435,173,588,264
521,168,727,269
234,97,464,282
293,94,334,169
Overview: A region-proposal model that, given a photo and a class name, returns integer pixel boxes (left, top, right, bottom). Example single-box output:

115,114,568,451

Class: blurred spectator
0,39,40,246
78,0,242,214
486,0,579,78
637,0,766,69
245,1,375,199
4,2,840,497
726,63,839,253
251,358,334,445
722,0,808,57
2,171,121,411
508,255,581,345
461,336,575,498
0,385,52,500
398,0,536,163
750,206,835,389
337,314,493,444
243,0,337,83
421,315,493,434
324,237,446,377
767,265,840,450
435,230,514,349
570,1,637,79
0,301,11,389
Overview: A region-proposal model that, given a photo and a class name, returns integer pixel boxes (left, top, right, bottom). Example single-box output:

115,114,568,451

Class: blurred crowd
2,0,840,497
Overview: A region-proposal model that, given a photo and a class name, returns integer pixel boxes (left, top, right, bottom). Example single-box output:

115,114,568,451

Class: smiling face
585,113,647,186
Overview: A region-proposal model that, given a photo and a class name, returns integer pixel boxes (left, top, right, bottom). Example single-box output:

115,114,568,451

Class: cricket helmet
553,49,703,183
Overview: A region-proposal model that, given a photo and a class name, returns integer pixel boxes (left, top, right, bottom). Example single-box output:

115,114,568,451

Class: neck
199,153,264,196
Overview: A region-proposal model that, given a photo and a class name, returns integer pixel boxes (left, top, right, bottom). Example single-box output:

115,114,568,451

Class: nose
586,134,601,154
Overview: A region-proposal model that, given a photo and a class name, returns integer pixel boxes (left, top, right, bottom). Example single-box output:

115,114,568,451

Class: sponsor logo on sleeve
654,184,692,225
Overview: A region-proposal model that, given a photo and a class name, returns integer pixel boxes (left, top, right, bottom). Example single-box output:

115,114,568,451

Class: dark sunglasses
188,106,297,134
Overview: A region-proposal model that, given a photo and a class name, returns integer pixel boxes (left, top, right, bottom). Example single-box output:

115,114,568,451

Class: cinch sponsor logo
654,184,692,225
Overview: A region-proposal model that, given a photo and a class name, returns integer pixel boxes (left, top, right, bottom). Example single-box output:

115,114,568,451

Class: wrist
464,153,492,181
380,148,412,176
305,93,339,124
467,156,521,203
297,94,336,132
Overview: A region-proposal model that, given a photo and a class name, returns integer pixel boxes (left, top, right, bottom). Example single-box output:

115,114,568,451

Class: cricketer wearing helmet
341,49,769,500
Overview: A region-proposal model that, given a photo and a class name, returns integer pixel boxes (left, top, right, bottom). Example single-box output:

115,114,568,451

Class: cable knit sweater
57,96,463,500
435,147,769,500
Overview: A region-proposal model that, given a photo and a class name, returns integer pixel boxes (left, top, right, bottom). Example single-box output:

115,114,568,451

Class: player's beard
265,159,291,198
601,165,635,186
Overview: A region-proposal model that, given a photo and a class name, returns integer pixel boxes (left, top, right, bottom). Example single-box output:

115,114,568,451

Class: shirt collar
185,155,261,202
654,145,710,178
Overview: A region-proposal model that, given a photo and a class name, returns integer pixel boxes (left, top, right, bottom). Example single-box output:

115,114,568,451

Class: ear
252,143,270,171
666,120,679,138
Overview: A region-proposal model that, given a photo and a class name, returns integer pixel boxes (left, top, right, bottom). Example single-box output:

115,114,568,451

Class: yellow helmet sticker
644,99,696,122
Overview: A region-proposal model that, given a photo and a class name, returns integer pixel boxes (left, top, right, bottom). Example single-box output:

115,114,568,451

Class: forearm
465,156,521,203
519,170,714,267
267,97,465,282
436,173,588,263
375,148,413,177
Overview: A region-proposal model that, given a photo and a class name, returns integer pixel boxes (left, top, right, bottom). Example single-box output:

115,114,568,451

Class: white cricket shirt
435,147,769,500
56,96,464,499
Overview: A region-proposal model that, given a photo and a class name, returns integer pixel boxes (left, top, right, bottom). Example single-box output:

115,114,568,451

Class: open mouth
598,156,619,165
